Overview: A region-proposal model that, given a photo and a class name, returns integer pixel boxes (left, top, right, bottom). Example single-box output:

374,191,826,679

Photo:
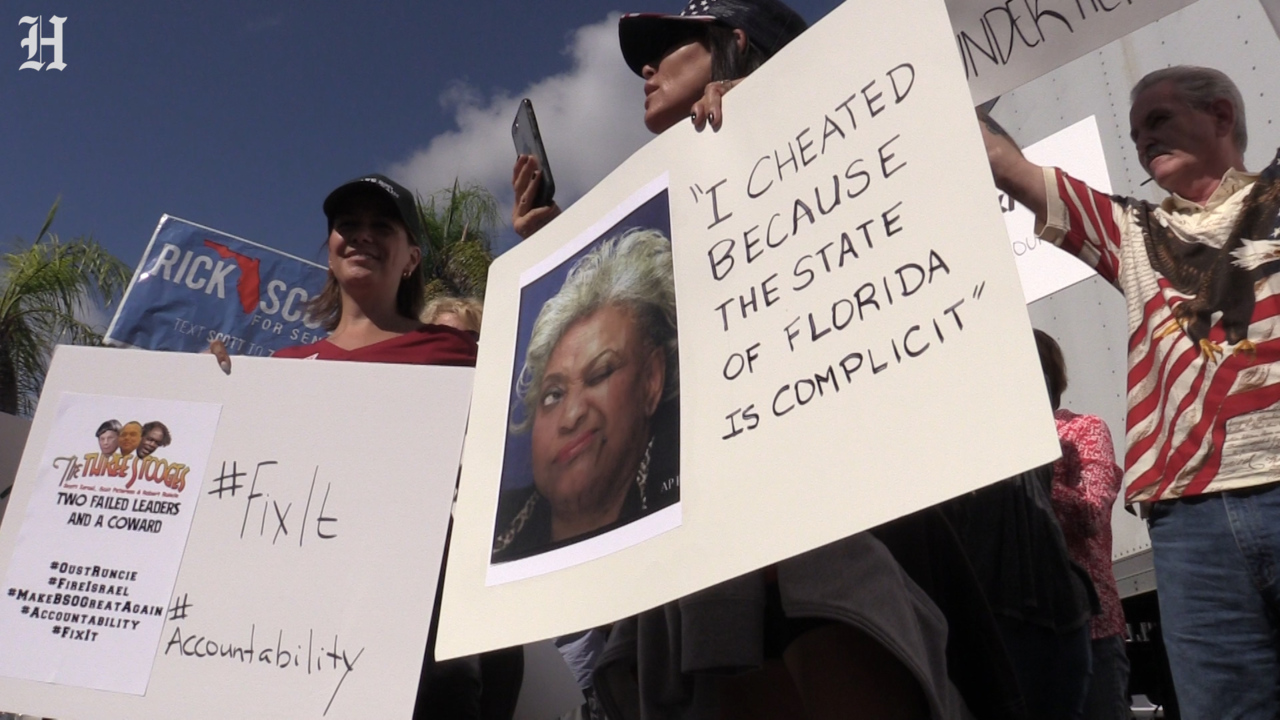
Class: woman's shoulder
646,402,680,511
492,485,549,563
393,324,479,366
495,484,540,521
1054,409,1110,439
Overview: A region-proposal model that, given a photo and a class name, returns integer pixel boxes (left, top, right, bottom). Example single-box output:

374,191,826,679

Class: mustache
1143,143,1172,167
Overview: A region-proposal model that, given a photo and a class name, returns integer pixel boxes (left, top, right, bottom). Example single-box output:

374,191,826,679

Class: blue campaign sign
106,216,329,355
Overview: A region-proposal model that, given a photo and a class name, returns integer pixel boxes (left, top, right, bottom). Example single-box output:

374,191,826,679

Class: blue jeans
1149,484,1280,720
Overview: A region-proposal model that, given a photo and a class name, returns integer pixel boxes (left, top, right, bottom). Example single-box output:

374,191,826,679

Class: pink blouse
1051,409,1127,639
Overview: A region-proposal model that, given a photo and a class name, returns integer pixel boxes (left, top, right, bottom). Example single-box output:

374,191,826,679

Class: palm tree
0,201,130,415
415,179,498,300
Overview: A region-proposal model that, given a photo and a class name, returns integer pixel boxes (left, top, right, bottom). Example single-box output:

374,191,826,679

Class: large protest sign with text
437,0,1062,658
106,216,328,356
0,347,472,719
947,0,1200,104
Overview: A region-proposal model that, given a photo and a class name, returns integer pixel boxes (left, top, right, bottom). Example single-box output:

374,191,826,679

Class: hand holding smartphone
512,98,556,209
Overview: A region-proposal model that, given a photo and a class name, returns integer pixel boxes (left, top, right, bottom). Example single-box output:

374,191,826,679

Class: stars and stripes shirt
1039,166,1280,502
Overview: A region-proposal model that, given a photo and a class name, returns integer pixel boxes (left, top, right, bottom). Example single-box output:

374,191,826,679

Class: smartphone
512,98,556,209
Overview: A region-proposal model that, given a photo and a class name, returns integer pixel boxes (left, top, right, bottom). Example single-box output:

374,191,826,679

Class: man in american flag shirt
983,66,1280,719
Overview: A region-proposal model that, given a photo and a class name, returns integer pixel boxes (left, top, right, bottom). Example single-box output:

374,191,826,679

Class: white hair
1132,66,1247,152
512,227,678,433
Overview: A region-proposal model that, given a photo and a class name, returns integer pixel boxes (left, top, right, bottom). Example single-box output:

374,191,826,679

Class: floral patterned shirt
1051,409,1127,639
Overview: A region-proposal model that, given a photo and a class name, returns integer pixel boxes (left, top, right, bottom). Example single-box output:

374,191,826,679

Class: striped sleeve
1037,167,1123,285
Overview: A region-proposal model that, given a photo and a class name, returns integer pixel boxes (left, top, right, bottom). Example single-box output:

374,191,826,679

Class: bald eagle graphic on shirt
1137,151,1280,361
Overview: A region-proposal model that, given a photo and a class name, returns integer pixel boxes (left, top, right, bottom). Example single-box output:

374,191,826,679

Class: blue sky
4,0,841,283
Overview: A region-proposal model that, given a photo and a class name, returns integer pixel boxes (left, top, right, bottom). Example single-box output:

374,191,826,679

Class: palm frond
414,179,497,301
0,202,130,415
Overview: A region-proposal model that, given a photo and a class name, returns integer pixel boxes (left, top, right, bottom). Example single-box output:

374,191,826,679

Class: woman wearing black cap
511,3,980,719
272,174,476,363
512,0,806,239
270,175,521,720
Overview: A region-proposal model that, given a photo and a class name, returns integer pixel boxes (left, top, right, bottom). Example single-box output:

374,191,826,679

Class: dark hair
141,421,172,447
703,24,768,81
1033,329,1067,411
307,268,425,333
306,199,426,332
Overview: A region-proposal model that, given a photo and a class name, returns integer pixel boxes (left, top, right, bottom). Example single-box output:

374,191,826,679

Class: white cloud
388,13,652,232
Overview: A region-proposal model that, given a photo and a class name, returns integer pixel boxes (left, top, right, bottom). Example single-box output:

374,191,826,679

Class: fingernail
218,359,231,375
690,112,697,121
709,112,715,123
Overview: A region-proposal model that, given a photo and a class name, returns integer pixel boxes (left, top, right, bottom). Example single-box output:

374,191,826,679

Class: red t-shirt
272,325,477,367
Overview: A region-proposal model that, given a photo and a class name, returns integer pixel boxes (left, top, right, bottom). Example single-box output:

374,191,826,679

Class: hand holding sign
691,78,743,131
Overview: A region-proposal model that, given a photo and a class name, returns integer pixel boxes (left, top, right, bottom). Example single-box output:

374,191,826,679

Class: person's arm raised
978,110,1047,228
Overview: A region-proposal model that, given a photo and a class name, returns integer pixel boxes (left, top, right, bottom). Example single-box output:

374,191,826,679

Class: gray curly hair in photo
512,227,679,433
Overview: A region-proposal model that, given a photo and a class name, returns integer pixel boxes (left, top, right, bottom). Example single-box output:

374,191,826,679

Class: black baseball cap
323,174,425,246
619,0,807,77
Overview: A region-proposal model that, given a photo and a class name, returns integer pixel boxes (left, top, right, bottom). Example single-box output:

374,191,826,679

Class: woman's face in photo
98,430,119,456
641,38,714,134
118,423,142,455
531,304,666,522
327,196,420,295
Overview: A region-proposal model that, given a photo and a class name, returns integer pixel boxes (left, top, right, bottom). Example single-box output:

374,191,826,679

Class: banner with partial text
946,0,1200,104
106,216,328,356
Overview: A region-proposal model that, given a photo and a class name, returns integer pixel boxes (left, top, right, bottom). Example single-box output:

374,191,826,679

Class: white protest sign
438,0,1061,658
0,346,473,720
0,394,221,694
0,412,33,528
947,0,1200,104
1004,116,1111,303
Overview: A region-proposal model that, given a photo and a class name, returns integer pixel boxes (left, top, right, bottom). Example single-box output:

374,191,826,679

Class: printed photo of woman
493,191,679,567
